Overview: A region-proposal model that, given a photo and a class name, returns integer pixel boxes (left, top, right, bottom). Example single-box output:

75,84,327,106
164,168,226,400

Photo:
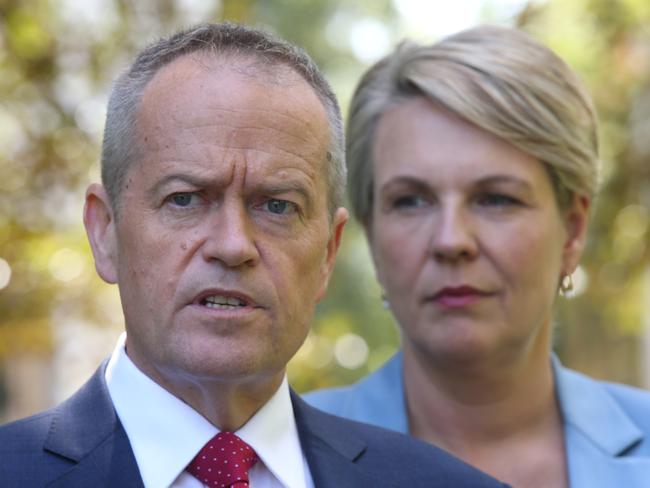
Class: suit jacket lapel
554,356,650,487
43,363,144,487
291,391,398,488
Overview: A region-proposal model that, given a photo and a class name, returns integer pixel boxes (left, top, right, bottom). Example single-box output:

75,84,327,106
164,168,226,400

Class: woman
306,26,650,487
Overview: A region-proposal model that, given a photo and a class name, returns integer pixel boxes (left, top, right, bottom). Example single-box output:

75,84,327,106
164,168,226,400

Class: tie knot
187,431,258,487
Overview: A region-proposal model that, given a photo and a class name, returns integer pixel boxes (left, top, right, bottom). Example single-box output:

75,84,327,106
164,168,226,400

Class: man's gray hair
101,22,345,216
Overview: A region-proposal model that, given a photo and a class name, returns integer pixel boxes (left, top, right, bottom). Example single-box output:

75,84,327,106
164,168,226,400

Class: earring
381,291,390,309
560,273,574,296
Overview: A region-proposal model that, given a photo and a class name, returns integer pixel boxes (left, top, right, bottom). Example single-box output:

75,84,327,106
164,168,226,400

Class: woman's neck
403,341,555,443
402,335,568,488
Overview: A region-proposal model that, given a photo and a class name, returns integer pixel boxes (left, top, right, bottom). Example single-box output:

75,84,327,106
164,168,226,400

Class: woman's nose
429,205,478,263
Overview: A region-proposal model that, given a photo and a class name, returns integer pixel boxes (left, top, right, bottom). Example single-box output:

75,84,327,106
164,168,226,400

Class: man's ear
561,194,590,276
315,207,349,302
84,183,119,284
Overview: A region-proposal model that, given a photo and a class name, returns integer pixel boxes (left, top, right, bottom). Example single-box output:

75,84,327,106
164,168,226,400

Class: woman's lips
430,286,490,308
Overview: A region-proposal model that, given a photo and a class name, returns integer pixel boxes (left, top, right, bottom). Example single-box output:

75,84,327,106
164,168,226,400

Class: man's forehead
131,51,331,192
137,52,328,132
142,51,314,103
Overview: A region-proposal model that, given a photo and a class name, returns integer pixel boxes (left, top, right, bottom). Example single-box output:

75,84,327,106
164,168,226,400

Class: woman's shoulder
302,352,409,431
556,360,650,413
600,380,650,421
555,360,650,457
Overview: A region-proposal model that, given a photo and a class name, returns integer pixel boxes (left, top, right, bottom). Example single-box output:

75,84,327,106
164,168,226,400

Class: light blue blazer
305,352,650,487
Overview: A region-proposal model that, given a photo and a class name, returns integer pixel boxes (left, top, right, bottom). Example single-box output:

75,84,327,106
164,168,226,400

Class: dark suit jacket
0,364,507,487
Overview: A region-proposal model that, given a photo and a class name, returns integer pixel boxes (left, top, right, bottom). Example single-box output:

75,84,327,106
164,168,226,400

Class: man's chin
162,352,285,386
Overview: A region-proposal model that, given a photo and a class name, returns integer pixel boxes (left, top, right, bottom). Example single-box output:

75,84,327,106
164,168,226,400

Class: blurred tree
1,0,649,422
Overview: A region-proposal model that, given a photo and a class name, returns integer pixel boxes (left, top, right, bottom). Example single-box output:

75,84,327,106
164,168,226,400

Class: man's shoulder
0,407,73,485
0,363,134,487
294,394,507,487
0,408,56,448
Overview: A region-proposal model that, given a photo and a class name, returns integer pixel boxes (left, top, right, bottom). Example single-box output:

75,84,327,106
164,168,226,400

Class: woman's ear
83,183,119,284
561,195,590,275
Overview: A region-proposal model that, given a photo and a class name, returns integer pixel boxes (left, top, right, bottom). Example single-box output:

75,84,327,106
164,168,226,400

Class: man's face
86,55,347,387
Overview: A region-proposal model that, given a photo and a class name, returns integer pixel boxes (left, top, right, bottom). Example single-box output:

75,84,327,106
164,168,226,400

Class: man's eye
170,193,197,207
264,199,295,215
393,195,427,209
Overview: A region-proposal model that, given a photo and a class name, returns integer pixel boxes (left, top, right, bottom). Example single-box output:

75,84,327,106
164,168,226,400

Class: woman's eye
264,199,295,215
169,193,198,207
477,193,520,207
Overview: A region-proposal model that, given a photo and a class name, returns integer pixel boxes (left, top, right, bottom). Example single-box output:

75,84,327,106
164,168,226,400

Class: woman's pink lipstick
432,286,488,308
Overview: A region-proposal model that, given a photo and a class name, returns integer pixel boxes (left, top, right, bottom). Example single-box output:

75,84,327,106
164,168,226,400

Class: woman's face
369,98,588,363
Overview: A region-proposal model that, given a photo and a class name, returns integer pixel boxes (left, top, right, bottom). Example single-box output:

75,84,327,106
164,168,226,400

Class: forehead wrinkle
195,106,323,145
174,122,316,153
167,114,320,152
154,140,321,170
144,136,321,184
142,132,320,189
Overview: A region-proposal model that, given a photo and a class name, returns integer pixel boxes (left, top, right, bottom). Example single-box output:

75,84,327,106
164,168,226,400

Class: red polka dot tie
187,431,258,487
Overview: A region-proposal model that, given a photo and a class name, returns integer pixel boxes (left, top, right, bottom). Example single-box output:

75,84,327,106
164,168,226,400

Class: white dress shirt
105,333,314,488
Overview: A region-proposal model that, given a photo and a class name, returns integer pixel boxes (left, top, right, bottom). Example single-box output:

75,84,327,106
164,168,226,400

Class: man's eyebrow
146,173,220,198
258,180,312,198
146,172,316,204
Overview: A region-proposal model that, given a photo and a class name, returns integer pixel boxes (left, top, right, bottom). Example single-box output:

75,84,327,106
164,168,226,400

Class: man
0,23,506,487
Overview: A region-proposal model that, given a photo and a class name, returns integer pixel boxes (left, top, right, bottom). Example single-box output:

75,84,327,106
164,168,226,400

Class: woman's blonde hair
347,25,599,223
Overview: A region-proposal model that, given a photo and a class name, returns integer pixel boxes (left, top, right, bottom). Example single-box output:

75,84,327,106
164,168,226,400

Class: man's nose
201,202,260,267
429,204,478,263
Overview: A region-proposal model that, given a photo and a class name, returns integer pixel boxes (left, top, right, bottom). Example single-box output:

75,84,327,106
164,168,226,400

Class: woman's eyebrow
474,175,534,192
378,176,430,193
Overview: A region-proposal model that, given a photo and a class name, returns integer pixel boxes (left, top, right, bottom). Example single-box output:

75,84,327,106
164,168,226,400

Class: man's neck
127,347,285,431
165,374,285,431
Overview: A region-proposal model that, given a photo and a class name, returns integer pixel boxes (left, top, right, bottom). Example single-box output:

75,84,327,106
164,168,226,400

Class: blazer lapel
291,391,398,488
43,364,144,487
554,357,650,487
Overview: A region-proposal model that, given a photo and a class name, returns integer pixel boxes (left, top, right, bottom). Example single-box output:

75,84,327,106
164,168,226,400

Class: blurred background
1,0,649,423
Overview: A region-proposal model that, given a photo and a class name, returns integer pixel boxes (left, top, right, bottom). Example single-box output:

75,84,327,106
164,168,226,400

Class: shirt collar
238,374,309,488
105,332,309,488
